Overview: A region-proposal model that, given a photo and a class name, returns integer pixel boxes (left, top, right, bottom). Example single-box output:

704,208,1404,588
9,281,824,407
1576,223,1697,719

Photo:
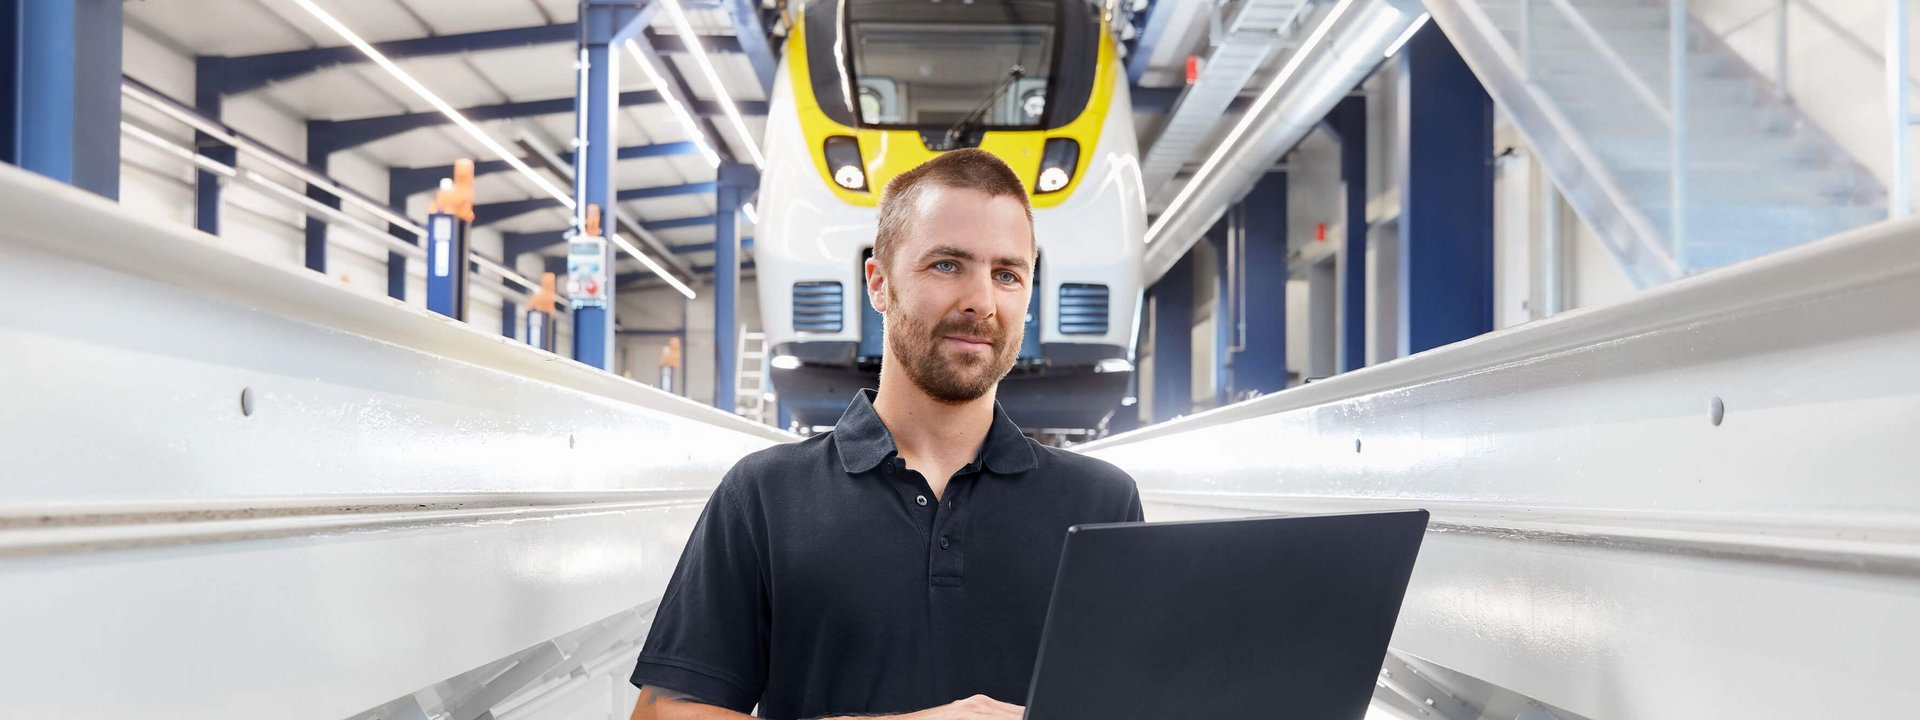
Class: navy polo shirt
630,389,1142,719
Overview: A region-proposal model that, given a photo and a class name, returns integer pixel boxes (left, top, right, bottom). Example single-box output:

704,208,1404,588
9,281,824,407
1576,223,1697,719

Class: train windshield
812,0,1100,131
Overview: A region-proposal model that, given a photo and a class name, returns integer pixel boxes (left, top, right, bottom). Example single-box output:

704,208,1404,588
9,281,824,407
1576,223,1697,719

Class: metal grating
792,281,844,332
1057,283,1109,335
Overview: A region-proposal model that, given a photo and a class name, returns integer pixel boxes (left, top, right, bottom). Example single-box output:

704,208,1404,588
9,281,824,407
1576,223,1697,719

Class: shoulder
1029,440,1138,498
713,433,837,501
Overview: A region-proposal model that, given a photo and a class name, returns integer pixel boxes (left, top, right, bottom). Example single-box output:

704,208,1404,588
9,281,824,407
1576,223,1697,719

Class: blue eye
934,260,958,273
996,271,1019,284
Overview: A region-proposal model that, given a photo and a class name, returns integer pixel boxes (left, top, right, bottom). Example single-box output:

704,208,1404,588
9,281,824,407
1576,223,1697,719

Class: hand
891,695,1026,720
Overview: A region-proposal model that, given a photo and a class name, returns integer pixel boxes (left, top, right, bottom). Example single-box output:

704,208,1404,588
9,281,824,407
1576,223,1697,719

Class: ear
865,256,888,314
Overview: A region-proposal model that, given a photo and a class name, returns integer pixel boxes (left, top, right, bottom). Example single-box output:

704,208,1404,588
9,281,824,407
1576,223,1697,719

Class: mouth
942,335,995,352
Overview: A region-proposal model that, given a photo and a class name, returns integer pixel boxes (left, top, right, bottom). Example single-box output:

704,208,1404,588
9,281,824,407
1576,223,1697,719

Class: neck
872,361,996,468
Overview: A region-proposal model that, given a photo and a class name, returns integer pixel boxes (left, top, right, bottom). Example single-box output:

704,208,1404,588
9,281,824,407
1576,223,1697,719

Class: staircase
1434,0,1887,286
734,327,772,424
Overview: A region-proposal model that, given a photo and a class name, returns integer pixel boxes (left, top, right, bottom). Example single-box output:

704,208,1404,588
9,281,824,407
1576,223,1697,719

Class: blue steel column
1150,251,1194,424
0,5,13,164
714,163,758,414
9,0,122,198
1210,223,1231,408
1324,95,1368,372
304,122,337,273
1237,171,1289,395
1397,23,1494,355
571,1,636,370
385,175,414,300
194,59,237,235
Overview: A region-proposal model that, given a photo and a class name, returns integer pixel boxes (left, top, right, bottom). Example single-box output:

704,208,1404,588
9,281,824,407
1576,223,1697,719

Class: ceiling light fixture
612,233,698,299
657,0,767,168
1144,0,1360,245
623,39,723,168
291,0,575,208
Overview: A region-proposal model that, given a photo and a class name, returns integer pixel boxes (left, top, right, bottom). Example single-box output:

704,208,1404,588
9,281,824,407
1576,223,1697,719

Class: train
755,0,1145,432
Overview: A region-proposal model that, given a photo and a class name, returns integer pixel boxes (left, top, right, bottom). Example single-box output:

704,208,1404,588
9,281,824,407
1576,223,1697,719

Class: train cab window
851,23,1053,128
806,0,1101,131
857,77,904,125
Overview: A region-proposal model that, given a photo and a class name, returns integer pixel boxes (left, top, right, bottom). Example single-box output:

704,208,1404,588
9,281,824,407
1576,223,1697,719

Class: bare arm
631,688,1023,720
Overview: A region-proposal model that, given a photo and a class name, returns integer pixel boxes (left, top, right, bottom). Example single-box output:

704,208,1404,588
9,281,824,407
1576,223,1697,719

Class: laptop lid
1022,510,1429,720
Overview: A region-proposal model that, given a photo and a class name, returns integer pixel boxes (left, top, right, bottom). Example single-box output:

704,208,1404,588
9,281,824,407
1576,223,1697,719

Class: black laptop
1022,510,1430,720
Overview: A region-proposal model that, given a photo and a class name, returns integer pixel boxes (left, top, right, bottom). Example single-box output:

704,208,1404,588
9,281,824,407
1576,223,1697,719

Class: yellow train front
756,0,1145,432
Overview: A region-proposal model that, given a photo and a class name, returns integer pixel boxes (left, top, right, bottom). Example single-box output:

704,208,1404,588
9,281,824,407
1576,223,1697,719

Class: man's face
867,185,1035,405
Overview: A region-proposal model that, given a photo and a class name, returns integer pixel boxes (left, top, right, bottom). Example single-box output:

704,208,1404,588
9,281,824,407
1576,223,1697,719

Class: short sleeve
630,473,769,712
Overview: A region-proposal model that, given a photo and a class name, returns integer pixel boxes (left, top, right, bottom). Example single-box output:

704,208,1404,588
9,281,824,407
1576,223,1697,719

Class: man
629,149,1143,720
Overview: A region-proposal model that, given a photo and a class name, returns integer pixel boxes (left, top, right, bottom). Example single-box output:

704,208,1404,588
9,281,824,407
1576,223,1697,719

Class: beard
884,284,1024,404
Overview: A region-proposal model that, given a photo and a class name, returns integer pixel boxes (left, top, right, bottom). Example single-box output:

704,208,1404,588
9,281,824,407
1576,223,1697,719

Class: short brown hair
873,148,1034,271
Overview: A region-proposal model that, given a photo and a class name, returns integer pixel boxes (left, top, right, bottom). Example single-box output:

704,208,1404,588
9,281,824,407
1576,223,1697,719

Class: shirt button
939,536,951,549
915,495,928,506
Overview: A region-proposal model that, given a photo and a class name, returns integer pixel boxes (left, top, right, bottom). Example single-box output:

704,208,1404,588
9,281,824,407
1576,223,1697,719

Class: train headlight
824,136,868,192
1036,138,1078,194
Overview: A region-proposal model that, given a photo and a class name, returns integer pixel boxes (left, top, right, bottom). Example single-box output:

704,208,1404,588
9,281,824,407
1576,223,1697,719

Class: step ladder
734,326,772,425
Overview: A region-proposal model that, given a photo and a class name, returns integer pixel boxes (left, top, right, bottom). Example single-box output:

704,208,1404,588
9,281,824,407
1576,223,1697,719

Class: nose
959,268,997,322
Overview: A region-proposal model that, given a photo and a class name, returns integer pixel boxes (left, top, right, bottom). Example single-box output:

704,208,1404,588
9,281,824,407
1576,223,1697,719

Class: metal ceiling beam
505,214,721,256
199,25,743,96
202,23,575,96
503,230,569,258
310,91,768,150
510,134,699,286
471,182,717,227
629,33,739,164
389,141,699,200
471,197,565,228
643,213,717,231
724,0,779,92
666,237,755,255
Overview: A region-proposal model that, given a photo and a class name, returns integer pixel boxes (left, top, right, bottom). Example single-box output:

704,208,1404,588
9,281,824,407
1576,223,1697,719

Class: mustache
933,319,1005,345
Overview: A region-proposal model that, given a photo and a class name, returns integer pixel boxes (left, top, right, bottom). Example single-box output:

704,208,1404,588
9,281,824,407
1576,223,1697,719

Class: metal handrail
1538,0,1675,126
121,79,416,232
120,121,542,303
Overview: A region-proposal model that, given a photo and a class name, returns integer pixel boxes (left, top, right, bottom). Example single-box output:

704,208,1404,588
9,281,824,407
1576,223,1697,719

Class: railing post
1670,0,1689,262
1892,0,1912,218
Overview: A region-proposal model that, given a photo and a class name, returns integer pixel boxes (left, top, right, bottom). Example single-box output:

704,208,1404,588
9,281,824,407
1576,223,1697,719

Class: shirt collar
833,388,1037,475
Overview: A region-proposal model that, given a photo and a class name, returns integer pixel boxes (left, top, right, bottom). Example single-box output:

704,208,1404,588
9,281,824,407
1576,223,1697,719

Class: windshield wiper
944,65,1026,148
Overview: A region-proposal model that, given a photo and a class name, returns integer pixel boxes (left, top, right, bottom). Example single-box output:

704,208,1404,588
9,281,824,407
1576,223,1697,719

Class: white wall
1285,129,1344,257
1189,239,1220,410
